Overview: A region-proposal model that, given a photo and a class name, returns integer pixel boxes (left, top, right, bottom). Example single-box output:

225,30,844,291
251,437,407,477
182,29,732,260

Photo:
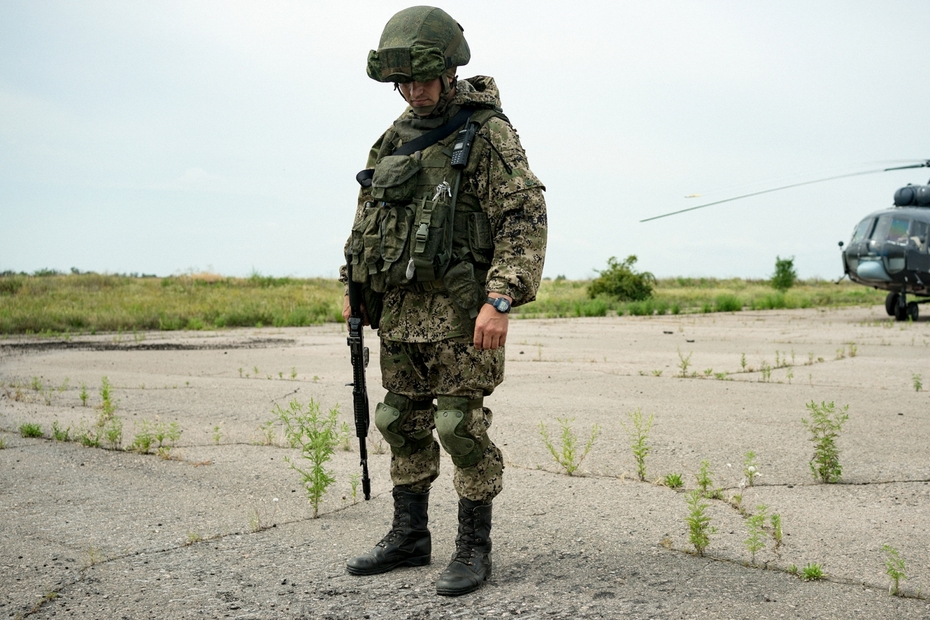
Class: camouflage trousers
378,336,505,503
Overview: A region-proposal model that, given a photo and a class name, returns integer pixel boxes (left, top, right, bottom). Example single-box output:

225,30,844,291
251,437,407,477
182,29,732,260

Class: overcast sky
3,1,930,280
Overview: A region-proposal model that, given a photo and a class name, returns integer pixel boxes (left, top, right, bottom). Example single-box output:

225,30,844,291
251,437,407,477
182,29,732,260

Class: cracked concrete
1,306,929,618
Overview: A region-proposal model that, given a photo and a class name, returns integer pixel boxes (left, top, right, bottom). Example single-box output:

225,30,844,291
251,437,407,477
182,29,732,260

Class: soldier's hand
474,301,509,350
343,295,370,326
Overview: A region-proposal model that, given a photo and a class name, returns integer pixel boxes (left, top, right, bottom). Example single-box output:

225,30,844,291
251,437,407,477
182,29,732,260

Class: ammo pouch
349,202,414,294
409,179,455,282
443,261,485,319
370,155,420,203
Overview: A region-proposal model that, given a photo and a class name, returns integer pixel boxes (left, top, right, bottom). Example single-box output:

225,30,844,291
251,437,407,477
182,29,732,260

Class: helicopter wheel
908,302,919,322
885,292,899,316
894,302,908,321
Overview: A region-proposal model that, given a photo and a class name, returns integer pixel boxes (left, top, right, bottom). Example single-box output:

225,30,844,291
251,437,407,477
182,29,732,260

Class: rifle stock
346,263,372,500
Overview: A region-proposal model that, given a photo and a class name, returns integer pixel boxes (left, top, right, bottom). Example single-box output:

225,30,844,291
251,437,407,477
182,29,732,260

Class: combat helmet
367,6,470,83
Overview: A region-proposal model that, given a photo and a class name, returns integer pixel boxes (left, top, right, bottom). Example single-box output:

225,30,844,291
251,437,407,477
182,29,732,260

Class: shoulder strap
392,107,473,156
357,107,473,188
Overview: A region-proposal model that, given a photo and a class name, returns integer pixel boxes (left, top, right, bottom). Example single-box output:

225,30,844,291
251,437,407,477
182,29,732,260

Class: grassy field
0,272,888,336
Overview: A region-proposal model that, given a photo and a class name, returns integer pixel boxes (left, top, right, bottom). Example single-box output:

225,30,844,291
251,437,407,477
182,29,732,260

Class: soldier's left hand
474,301,509,350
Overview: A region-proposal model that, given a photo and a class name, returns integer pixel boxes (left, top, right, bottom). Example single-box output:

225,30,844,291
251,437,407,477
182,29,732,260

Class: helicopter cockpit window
888,218,910,245
870,216,891,246
909,219,929,253
851,218,873,244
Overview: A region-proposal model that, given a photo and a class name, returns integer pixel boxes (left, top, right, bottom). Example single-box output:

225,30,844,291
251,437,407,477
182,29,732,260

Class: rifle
345,262,372,500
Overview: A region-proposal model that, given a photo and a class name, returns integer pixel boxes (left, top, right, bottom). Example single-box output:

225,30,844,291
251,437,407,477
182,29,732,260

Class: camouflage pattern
350,76,548,343
341,73,546,502
380,336,505,503
366,6,470,83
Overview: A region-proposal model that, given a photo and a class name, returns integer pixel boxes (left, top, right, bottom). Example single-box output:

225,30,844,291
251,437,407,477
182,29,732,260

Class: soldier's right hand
343,295,370,326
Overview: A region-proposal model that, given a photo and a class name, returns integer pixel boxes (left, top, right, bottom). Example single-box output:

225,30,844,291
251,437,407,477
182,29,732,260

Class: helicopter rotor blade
883,160,930,171
640,163,927,223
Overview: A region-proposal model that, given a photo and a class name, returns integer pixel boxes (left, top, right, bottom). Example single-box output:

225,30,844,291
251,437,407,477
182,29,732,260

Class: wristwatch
485,296,511,314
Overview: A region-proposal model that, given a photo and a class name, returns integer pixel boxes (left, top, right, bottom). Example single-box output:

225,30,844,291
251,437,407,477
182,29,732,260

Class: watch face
495,298,510,312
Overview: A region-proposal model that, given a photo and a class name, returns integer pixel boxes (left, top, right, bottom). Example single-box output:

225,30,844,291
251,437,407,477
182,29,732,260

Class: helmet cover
367,6,470,83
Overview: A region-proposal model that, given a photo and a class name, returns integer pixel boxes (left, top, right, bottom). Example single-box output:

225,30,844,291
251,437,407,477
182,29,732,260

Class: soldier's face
398,78,443,115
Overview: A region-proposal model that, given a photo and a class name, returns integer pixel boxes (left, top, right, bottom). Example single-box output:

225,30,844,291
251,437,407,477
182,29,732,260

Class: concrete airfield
2,305,930,619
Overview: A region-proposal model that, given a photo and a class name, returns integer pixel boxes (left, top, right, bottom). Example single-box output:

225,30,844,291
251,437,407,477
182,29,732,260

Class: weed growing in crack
349,473,361,504
677,348,693,378
771,513,783,550
743,451,761,487
620,408,653,481
257,419,277,446
913,374,923,392
276,398,340,518
84,547,102,568
74,420,101,448
212,424,223,444
103,415,123,449
79,383,88,406
99,376,115,417
664,472,684,489
19,423,43,438
729,493,746,515
131,419,182,456
538,416,600,476
744,504,768,566
249,498,279,532
882,544,907,596
802,400,849,483
801,563,825,580
339,421,352,452
695,459,721,498
685,490,714,556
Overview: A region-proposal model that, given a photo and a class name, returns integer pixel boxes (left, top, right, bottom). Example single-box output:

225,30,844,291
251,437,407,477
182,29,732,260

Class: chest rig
348,107,502,321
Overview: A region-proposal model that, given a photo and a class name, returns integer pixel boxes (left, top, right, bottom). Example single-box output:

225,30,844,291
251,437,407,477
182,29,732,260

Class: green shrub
588,256,655,301
715,294,741,312
771,256,797,292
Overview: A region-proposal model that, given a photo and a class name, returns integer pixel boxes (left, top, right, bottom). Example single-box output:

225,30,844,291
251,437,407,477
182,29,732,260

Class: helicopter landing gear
885,292,898,316
890,291,920,321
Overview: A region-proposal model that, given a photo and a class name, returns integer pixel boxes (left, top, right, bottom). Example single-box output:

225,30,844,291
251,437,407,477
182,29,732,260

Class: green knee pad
435,396,489,468
375,392,433,456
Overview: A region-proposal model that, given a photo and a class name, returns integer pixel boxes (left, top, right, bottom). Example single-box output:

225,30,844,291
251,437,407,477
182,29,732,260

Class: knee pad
375,392,433,456
435,396,489,468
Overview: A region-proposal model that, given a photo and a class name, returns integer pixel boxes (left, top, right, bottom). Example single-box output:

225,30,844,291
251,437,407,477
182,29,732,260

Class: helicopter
641,160,930,321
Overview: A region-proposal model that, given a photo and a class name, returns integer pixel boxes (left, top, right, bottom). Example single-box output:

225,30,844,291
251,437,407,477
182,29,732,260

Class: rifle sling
356,108,473,188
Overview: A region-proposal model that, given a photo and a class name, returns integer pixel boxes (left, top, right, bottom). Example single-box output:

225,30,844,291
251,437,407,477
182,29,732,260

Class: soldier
342,6,547,596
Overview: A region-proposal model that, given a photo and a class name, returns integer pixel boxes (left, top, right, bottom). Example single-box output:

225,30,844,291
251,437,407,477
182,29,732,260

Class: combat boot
435,498,492,596
346,486,431,575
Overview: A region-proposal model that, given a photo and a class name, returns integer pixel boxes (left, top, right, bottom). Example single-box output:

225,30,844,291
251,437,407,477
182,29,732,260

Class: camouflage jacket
345,76,547,343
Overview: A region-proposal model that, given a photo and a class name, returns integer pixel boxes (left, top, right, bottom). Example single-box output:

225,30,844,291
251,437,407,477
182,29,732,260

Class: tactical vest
348,107,503,322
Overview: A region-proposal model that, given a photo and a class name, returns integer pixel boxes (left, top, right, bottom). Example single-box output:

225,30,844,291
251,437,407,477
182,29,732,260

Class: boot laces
377,507,411,547
451,521,482,565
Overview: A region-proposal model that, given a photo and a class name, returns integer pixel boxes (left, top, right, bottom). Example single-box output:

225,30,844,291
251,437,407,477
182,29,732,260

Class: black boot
346,486,431,575
435,498,492,596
